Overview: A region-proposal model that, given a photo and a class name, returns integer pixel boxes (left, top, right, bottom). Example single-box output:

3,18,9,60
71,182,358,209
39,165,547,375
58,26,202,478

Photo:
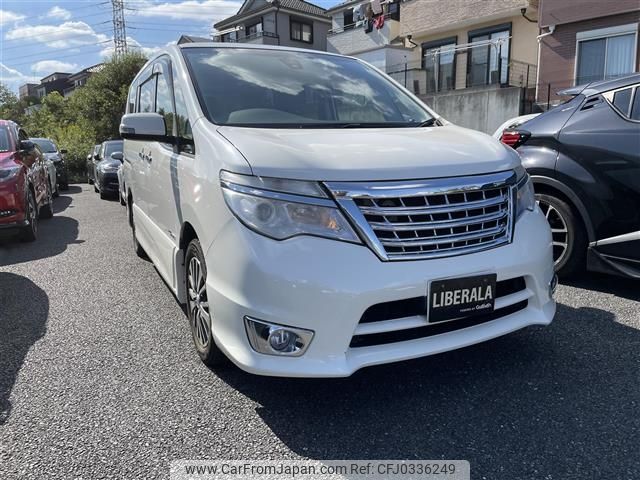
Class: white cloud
0,63,29,83
5,21,109,49
131,0,241,23
100,38,174,59
47,6,72,21
31,60,78,74
0,9,26,26
0,63,40,94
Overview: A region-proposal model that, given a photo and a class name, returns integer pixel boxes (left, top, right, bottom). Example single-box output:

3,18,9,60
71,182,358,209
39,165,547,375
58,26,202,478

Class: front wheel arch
530,176,595,243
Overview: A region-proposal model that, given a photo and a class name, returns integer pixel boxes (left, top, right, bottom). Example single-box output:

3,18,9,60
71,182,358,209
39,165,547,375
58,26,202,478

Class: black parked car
86,144,101,184
95,141,123,199
501,74,640,278
31,137,68,191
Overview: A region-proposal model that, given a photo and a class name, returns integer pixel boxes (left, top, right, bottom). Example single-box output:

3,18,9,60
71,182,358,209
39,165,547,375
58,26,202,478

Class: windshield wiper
414,118,436,127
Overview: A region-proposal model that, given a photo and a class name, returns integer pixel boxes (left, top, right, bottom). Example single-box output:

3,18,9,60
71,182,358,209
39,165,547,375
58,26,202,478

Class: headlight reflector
516,174,536,218
221,172,360,243
0,166,21,182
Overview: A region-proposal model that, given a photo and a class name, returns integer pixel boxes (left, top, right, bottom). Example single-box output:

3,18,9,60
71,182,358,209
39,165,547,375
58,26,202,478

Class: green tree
69,52,147,141
0,83,27,124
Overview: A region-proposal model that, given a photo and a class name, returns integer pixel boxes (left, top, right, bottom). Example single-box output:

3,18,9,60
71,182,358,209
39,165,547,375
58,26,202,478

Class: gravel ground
1,185,639,480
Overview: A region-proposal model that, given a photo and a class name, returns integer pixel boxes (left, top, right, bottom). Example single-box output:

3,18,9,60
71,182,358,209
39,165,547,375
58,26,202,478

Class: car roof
176,42,344,58
558,73,640,97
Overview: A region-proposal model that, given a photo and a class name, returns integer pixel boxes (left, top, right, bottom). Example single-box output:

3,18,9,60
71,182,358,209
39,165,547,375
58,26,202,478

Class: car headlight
0,166,21,182
220,171,360,243
515,167,535,219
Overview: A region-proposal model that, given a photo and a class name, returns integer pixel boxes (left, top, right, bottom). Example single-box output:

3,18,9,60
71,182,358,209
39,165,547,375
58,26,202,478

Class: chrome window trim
325,170,517,262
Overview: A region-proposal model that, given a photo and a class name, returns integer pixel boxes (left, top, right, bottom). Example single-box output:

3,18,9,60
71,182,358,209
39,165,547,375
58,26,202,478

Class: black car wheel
60,182,68,191
94,183,99,193
21,189,38,242
99,189,108,200
51,179,59,198
39,183,54,219
185,239,227,368
536,193,586,277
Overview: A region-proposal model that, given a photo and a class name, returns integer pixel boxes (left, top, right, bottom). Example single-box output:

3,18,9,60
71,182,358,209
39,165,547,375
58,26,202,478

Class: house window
343,10,354,31
220,31,237,42
291,19,313,43
576,24,638,85
245,20,263,38
422,37,457,94
468,23,511,87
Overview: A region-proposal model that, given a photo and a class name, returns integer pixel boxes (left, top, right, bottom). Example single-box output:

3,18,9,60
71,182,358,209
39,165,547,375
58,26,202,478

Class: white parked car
120,44,556,377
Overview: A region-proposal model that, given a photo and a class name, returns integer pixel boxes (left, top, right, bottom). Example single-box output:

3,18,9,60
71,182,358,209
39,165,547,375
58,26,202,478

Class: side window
631,88,640,121
612,87,633,116
155,70,174,137
172,63,194,154
138,76,156,113
127,80,137,113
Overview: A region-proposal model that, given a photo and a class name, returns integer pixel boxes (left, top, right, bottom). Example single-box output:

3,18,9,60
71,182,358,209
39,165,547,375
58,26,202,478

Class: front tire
39,184,54,219
185,239,227,368
21,189,38,242
536,193,586,277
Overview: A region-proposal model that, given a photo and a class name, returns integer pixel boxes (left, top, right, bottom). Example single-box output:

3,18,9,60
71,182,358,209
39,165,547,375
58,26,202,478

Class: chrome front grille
326,171,517,261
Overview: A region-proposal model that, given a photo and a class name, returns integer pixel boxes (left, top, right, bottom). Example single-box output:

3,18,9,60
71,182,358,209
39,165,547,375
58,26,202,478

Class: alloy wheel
538,198,569,265
187,256,211,351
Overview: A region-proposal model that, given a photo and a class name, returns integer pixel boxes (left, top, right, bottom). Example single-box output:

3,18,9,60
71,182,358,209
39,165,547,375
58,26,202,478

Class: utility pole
111,0,128,59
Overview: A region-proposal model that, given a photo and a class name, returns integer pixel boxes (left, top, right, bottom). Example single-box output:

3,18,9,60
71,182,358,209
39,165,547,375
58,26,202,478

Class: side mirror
19,140,36,153
120,113,169,142
111,151,124,162
60,149,68,154
94,154,100,160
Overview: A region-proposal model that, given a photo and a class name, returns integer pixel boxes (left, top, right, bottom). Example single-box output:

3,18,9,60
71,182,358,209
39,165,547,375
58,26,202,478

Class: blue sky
0,0,343,93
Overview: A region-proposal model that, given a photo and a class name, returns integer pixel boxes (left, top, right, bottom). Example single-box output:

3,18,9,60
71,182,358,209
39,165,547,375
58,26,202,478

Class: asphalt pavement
1,185,639,480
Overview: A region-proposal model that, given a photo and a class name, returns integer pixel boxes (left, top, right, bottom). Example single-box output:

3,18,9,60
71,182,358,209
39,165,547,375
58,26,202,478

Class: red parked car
0,120,53,241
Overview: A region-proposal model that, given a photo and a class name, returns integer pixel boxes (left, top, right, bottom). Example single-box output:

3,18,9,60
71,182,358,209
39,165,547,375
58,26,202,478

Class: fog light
244,317,314,356
549,274,558,298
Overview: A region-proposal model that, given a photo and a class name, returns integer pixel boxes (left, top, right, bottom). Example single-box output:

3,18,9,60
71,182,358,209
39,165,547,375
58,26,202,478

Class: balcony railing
218,31,278,43
385,59,538,97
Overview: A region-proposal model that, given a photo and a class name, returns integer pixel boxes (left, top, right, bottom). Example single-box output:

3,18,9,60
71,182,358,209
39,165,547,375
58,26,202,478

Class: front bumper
98,172,119,192
0,181,25,226
205,206,556,377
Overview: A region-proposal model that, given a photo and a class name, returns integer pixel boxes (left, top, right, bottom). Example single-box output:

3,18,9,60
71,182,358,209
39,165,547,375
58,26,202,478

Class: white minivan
120,44,556,377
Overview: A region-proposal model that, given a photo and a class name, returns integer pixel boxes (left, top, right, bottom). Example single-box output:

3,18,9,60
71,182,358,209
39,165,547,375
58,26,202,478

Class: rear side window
613,87,633,116
631,88,640,121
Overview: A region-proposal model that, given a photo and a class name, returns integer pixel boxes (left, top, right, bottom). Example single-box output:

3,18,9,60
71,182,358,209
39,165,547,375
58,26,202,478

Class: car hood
217,125,519,181
99,160,121,169
0,151,17,166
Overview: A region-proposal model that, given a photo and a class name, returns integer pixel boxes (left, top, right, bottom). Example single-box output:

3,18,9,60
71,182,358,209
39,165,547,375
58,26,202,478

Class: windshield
32,139,57,153
0,127,10,152
102,141,123,158
182,47,433,128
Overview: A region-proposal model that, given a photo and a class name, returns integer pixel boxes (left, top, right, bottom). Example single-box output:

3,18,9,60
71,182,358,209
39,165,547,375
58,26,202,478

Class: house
177,35,212,45
325,0,540,133
536,0,639,105
18,83,38,100
212,0,331,51
63,64,104,97
35,72,72,99
326,0,405,71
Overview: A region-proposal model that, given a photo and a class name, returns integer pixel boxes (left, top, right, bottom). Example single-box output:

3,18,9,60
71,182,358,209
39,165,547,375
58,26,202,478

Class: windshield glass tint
32,139,57,153
0,128,10,152
103,141,123,157
182,48,432,127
